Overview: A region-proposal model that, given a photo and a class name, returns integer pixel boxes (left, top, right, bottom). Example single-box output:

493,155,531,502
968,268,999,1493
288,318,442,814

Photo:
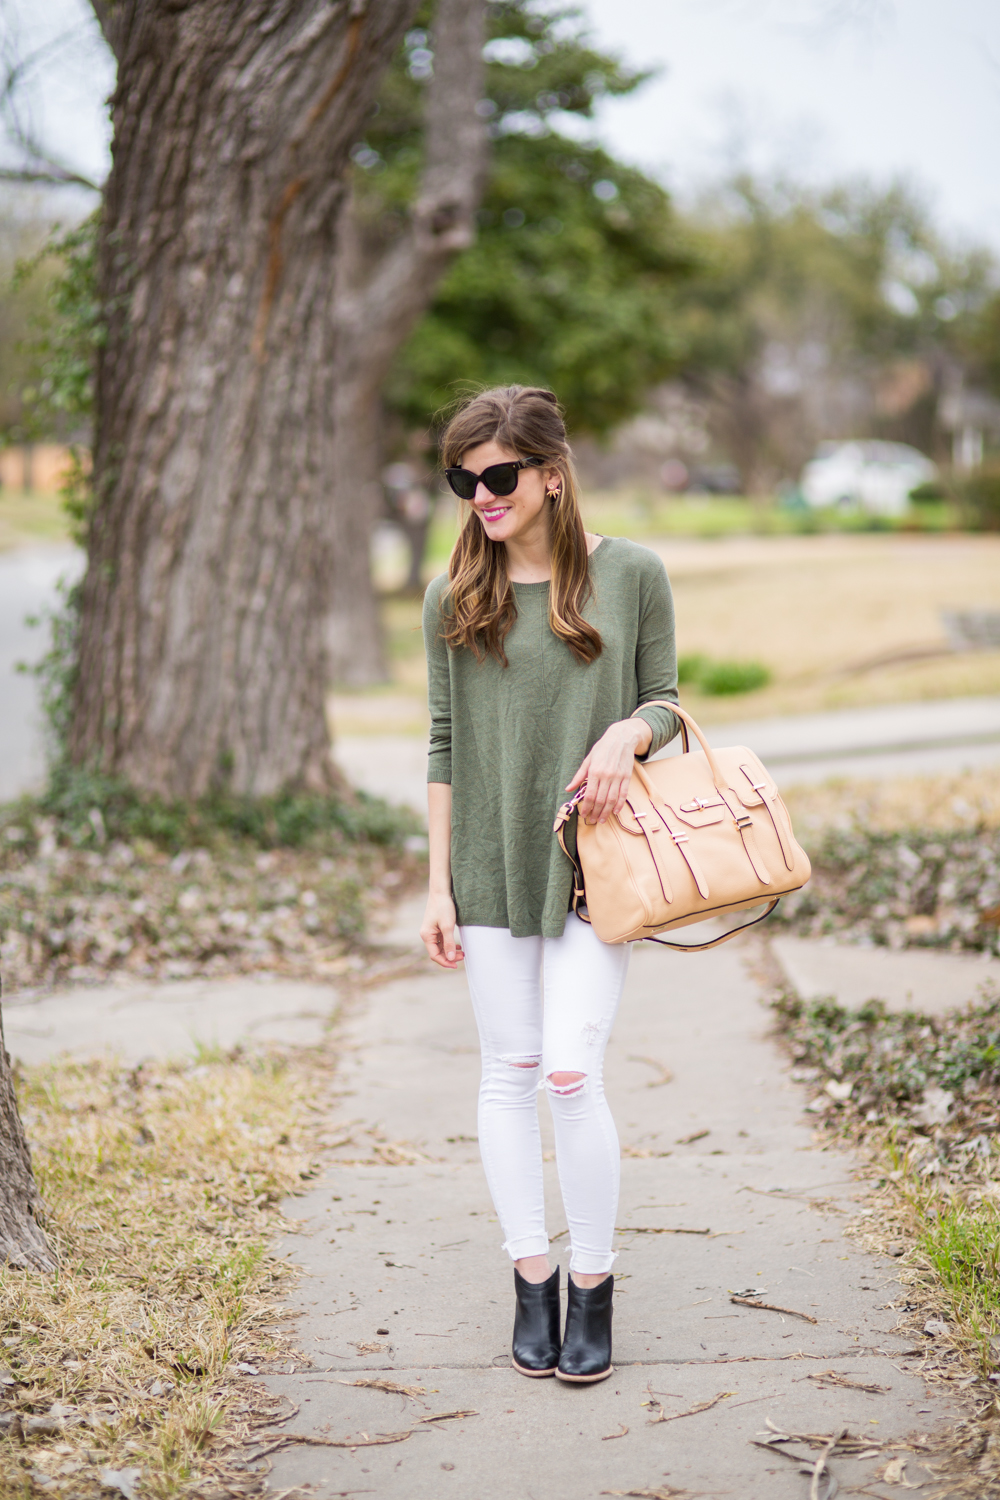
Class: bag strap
645,898,780,952
553,789,587,917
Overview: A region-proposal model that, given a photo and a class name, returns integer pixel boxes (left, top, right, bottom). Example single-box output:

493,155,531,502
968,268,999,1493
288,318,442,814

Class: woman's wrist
626,716,653,753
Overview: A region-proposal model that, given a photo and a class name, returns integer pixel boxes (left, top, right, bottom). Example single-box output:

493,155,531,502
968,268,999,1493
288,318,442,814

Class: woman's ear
544,468,563,499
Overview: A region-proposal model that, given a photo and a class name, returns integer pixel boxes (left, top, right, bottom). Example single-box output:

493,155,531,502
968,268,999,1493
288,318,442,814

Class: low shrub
698,659,771,695
676,652,710,685
774,825,1000,954
676,653,771,695
19,762,421,855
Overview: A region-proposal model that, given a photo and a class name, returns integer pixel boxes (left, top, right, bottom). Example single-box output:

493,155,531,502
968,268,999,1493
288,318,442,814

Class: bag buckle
735,814,753,830
553,786,587,831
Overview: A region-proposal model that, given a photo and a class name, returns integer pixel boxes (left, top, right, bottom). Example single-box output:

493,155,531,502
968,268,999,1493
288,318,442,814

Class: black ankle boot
556,1273,614,1383
512,1265,561,1377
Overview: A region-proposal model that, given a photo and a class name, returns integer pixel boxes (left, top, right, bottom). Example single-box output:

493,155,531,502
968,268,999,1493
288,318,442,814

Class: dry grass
0,1042,335,1500
344,532,1000,732
653,532,1000,724
782,765,1000,841
0,492,71,552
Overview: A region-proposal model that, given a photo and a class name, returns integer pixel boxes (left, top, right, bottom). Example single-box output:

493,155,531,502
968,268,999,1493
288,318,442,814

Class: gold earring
547,487,561,501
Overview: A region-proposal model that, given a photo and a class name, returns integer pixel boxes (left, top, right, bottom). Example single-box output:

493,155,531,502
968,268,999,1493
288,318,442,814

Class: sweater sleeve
422,576,453,784
631,551,680,757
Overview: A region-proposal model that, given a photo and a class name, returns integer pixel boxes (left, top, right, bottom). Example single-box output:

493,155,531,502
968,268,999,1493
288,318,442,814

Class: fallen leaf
882,1455,922,1488
99,1467,142,1500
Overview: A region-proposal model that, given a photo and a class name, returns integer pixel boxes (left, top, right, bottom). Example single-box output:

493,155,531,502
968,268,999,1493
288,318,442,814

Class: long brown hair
438,386,602,666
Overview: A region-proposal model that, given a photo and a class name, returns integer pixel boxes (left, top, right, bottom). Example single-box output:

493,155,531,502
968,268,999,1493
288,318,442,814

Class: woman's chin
478,517,514,540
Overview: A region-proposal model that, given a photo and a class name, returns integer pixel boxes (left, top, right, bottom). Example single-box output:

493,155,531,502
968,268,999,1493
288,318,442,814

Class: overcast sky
584,0,1000,248
5,0,1000,252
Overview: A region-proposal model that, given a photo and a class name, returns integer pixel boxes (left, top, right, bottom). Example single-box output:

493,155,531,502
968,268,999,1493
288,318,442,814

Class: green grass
919,1200,1000,1374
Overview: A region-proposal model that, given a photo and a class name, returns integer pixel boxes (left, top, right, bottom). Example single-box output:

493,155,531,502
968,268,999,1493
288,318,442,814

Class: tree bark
71,0,420,797
0,1010,55,1271
326,0,487,683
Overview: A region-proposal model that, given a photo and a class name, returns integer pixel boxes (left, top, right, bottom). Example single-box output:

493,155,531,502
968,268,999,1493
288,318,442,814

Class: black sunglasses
444,457,543,501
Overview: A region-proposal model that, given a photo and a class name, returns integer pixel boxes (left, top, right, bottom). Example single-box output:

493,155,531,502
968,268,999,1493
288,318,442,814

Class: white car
800,441,937,517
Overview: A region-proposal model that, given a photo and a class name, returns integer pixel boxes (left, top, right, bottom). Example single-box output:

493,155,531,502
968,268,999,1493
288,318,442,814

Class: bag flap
712,747,778,807
635,750,727,826
614,799,651,837
663,796,727,828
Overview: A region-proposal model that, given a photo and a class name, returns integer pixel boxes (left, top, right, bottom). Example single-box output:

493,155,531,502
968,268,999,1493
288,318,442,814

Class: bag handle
630,700,728,795
645,898,780,952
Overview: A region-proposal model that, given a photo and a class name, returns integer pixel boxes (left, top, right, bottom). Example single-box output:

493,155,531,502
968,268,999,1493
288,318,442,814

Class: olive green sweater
423,536,680,938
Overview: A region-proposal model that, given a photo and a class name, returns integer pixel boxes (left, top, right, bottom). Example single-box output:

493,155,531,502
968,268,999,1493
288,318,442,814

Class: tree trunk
72,0,420,798
326,374,389,686
326,0,487,683
0,1010,55,1270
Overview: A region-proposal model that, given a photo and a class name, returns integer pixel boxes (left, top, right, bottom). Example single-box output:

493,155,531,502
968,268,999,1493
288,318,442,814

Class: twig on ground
627,1055,674,1087
601,1488,691,1499
731,1295,818,1323
810,1428,845,1500
805,1370,889,1395
415,1410,479,1424
648,1391,734,1425
676,1129,710,1144
602,1424,629,1439
339,1377,426,1400
250,1428,422,1459
618,1225,711,1236
757,1420,888,1455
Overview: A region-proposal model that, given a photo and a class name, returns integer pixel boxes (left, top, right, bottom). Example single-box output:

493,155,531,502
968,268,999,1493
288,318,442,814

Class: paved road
335,692,1000,815
0,544,83,800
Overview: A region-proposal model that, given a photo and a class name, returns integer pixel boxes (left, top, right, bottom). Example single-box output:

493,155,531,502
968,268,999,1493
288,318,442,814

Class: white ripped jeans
460,916,632,1275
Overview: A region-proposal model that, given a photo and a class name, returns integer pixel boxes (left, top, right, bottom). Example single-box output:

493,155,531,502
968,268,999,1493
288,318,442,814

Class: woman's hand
421,891,465,969
566,718,653,825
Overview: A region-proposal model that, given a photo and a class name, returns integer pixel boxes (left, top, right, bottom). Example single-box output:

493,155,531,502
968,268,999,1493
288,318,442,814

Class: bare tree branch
0,163,101,188
335,0,488,385
0,15,107,192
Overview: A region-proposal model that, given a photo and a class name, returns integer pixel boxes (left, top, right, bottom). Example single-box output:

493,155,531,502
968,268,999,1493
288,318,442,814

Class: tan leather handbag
553,702,811,950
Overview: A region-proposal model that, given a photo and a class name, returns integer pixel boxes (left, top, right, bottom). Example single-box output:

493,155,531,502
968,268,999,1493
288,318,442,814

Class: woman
420,386,679,1384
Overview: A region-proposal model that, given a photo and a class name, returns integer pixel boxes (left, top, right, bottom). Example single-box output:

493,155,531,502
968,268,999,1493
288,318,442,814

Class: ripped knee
546,1071,587,1097
500,1053,541,1070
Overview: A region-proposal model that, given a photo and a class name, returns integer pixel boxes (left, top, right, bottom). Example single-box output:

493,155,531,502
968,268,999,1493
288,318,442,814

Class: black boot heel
556,1273,614,1383
512,1265,561,1377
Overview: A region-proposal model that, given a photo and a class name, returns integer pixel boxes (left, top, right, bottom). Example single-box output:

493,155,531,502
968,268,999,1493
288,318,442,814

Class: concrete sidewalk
253,929,962,1500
